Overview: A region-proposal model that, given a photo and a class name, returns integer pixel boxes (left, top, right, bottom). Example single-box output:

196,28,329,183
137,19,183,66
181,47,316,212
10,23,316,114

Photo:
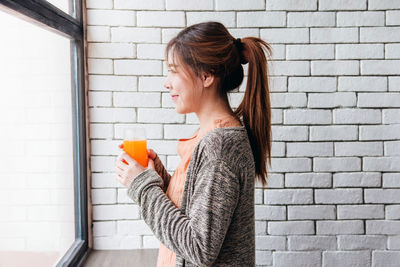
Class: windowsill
82,249,158,267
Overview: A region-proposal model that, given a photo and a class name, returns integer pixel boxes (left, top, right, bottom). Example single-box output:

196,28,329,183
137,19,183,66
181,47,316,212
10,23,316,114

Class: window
0,1,88,266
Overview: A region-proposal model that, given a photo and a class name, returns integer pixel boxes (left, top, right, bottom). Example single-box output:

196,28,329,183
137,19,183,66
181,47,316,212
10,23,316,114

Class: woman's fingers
148,149,157,160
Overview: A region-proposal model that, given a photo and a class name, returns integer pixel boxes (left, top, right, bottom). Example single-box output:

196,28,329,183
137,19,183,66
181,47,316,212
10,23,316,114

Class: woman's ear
201,71,215,88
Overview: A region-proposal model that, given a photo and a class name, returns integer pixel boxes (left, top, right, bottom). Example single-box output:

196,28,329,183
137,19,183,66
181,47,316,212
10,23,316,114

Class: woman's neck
195,93,236,136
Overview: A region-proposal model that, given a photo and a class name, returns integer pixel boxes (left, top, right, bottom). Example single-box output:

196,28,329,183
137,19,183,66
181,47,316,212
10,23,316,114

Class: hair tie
234,38,248,65
234,38,244,52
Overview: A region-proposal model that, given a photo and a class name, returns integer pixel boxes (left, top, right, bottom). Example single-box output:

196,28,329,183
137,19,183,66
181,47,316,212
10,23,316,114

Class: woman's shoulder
195,126,254,168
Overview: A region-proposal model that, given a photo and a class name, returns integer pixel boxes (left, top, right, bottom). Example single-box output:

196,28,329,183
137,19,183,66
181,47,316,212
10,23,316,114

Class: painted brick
314,157,361,172
311,60,359,76
88,59,113,74
369,0,400,10
268,221,315,235
323,251,371,267
285,173,332,188
111,27,160,43
288,77,336,92
264,189,313,204
287,44,334,60
288,236,336,251
363,157,400,171
388,236,400,250
333,172,381,188
270,158,312,172
271,141,285,157
273,251,321,267
287,142,333,157
114,123,163,139
165,0,213,10
89,75,137,91
310,126,358,141
256,251,273,266
86,0,113,9
137,44,166,60
113,92,160,107
337,205,384,219
317,220,364,235
187,12,235,27
255,236,286,250
387,11,400,25
333,109,381,124
93,221,115,237
365,189,400,203
117,220,153,235
337,11,384,26
311,28,358,43
360,27,400,42
386,205,400,219
270,76,288,92
164,124,199,139
272,126,309,141
383,173,400,188
89,92,112,107
215,0,265,10
386,44,400,59
137,108,184,123
254,205,286,220
89,108,136,123
389,77,400,91
92,204,139,220
87,26,110,42
139,77,168,92
287,12,335,27
137,11,185,27
88,43,135,59
361,60,400,75
143,236,160,249
372,251,400,267
288,205,335,220
309,93,356,108
260,28,309,44
360,125,400,140
114,0,164,10
315,189,363,204
338,76,387,92
267,0,317,11
114,60,162,75
319,0,366,10
270,93,307,108
338,235,387,250
87,10,135,26
90,123,113,139
335,142,383,156
270,61,310,76
367,221,400,234
284,109,331,125
237,12,286,27
336,44,384,59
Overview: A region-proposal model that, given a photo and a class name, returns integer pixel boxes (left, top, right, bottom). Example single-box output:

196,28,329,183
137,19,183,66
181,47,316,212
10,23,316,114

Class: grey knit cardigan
127,126,256,266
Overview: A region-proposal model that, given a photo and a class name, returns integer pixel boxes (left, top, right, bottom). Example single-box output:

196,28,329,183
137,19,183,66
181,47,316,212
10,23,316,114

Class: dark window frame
0,0,88,266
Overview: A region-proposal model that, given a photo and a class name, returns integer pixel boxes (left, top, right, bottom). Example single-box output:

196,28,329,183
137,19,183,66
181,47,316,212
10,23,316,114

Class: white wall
87,0,400,266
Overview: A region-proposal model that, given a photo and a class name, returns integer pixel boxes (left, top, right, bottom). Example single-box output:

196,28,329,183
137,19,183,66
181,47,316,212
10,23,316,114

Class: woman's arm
127,159,240,266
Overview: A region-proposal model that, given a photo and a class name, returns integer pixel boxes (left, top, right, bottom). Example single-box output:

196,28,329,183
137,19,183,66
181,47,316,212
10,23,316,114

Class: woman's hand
115,145,155,188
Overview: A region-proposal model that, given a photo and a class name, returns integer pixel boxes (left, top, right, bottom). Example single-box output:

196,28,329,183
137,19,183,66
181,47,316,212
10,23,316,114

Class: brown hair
166,21,272,187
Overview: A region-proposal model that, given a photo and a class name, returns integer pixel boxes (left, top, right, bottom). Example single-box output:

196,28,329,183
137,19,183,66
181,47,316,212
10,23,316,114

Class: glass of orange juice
122,126,148,167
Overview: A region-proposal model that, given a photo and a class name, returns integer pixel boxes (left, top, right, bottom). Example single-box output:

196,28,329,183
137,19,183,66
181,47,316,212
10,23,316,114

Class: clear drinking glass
122,127,148,167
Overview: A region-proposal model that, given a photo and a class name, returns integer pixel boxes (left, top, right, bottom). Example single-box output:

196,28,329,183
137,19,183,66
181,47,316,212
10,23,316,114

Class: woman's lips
171,95,179,100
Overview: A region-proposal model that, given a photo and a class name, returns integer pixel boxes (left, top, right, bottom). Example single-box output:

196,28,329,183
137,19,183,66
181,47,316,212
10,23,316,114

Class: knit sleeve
127,159,240,266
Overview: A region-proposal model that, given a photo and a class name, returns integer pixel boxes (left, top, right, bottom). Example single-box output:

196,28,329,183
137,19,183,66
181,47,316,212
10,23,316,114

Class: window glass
0,10,75,267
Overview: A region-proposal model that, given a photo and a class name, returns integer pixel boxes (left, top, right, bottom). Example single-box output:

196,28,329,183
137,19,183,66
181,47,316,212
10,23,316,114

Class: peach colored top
156,115,242,267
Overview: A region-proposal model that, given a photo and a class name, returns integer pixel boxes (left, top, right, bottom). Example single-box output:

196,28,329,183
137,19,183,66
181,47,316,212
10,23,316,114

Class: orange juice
123,139,148,167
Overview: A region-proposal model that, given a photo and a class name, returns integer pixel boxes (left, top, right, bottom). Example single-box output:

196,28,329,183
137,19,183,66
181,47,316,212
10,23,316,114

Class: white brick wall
87,0,400,266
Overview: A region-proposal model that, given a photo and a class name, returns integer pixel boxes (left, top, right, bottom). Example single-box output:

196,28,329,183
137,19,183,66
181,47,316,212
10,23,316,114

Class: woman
115,21,272,266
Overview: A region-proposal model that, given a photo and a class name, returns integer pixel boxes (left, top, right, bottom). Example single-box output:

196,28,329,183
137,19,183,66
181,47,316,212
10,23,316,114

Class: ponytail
233,37,272,187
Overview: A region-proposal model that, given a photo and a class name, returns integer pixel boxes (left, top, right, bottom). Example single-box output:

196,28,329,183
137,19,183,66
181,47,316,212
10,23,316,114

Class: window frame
0,0,89,266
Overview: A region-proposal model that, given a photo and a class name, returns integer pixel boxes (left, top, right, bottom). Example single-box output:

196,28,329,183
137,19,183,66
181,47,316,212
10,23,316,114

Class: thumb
147,158,155,170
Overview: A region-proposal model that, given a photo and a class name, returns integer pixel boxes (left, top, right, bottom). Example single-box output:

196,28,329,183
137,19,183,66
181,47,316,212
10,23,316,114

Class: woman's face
163,53,203,114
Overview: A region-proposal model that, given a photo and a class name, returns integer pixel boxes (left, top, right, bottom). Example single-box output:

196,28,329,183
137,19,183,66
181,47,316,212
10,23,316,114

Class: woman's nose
163,77,171,90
